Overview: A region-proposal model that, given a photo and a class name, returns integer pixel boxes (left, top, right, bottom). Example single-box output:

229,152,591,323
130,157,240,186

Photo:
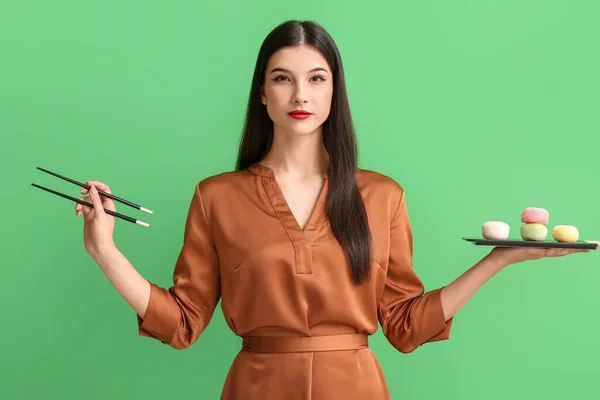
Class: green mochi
521,223,548,241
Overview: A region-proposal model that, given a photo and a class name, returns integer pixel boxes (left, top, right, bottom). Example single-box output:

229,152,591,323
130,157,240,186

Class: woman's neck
260,126,329,180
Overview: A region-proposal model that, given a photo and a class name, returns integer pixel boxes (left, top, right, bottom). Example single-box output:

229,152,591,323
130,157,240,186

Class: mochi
521,223,548,241
482,221,510,240
521,207,549,224
552,225,579,243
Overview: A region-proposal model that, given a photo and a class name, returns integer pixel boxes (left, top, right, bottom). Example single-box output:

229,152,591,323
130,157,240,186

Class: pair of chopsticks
31,167,152,228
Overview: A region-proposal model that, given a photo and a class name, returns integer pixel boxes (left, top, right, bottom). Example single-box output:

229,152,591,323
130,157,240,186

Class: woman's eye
273,75,326,82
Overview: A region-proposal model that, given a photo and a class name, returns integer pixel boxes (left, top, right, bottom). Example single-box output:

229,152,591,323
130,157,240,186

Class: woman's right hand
75,181,117,258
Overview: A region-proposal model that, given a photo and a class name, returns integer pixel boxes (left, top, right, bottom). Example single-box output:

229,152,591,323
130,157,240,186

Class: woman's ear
260,86,266,105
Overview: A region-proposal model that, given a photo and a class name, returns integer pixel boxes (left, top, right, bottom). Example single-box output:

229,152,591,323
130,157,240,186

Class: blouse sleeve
136,182,221,350
377,188,453,354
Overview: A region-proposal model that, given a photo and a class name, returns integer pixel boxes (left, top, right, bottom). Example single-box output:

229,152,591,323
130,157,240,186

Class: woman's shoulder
357,168,405,199
356,168,408,221
189,168,253,201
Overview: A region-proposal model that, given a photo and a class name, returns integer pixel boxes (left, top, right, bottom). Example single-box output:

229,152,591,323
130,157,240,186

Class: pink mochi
521,207,549,224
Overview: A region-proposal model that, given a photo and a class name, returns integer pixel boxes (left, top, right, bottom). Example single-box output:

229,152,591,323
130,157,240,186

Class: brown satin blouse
137,163,453,399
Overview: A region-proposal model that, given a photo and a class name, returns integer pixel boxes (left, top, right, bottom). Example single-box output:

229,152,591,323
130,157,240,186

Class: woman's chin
278,123,323,137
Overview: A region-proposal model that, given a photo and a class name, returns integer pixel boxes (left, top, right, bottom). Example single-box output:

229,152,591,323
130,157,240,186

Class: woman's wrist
483,251,512,272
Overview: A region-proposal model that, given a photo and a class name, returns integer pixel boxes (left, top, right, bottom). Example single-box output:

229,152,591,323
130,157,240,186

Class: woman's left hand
488,246,590,268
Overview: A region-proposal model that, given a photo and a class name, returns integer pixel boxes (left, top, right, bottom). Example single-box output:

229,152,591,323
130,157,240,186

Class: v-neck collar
247,163,329,241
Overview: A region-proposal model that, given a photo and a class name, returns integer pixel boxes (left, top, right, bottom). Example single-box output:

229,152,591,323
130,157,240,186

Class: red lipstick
288,110,312,120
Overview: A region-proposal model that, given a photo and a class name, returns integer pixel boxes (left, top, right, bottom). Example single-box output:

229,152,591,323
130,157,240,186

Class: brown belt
241,333,369,353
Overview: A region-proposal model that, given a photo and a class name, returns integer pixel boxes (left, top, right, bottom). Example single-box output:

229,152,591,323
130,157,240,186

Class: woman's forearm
440,254,508,320
91,245,151,319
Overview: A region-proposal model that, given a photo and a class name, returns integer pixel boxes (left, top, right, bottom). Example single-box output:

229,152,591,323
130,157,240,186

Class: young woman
75,20,587,400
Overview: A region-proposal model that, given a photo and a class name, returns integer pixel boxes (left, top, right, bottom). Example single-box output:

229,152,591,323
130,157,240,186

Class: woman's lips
288,110,312,120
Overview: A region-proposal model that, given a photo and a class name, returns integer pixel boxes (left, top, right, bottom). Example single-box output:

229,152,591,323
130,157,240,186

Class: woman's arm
440,247,588,320
91,245,151,319
439,253,505,320
80,181,222,350
76,182,152,318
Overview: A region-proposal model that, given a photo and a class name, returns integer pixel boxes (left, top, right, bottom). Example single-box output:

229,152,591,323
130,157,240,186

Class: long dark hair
235,20,372,284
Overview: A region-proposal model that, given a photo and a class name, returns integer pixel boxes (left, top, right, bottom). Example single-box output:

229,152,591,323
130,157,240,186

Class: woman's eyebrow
269,67,329,74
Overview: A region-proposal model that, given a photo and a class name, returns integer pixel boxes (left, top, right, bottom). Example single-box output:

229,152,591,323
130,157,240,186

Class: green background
2,1,599,399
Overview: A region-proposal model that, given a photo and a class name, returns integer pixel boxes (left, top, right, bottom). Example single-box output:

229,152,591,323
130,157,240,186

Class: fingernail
91,186,97,195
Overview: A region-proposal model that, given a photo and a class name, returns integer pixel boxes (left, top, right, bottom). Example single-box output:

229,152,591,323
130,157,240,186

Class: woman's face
261,45,334,137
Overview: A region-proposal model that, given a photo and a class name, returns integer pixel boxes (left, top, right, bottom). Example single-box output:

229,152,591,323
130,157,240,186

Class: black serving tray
462,237,599,250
